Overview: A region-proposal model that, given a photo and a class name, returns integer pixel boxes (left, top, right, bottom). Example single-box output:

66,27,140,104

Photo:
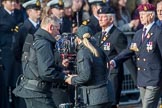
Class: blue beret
76,26,93,39
97,6,115,14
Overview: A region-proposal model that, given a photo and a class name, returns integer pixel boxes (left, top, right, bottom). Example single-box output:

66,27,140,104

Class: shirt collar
94,15,99,20
28,18,39,28
143,21,155,35
102,24,113,33
4,7,12,15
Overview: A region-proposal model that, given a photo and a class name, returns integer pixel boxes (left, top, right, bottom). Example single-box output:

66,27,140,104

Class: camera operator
13,15,70,108
65,26,114,108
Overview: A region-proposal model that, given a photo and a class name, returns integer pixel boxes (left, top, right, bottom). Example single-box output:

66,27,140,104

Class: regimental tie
101,31,107,44
142,28,147,42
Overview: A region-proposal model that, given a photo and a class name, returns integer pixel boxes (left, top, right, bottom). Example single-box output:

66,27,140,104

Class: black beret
97,6,115,14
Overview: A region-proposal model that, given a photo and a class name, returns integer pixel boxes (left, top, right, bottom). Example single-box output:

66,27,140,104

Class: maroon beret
137,3,155,12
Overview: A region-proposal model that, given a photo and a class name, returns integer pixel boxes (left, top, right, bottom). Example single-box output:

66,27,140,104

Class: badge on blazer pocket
146,32,153,39
146,42,153,52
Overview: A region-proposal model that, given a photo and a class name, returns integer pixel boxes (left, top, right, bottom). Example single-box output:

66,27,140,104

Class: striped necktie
142,28,147,42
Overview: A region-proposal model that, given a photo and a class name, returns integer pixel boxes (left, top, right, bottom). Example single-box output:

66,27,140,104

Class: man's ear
110,16,114,23
50,24,54,30
47,24,53,33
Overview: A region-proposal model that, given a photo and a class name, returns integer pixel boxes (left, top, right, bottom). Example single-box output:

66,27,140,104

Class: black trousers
109,66,124,105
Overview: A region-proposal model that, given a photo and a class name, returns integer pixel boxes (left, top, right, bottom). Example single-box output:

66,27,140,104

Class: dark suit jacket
19,19,38,47
95,25,127,60
114,23,162,87
14,19,39,61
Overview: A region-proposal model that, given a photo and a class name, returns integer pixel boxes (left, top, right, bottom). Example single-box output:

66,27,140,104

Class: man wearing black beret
95,6,129,108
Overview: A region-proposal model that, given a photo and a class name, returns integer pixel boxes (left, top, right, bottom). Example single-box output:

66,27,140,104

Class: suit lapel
139,24,155,51
143,24,155,44
136,30,143,49
99,26,116,46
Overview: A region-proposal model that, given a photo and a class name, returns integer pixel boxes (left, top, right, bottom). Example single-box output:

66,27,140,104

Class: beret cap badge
36,0,41,6
144,6,147,11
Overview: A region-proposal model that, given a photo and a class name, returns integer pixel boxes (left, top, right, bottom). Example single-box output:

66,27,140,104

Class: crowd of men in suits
0,0,162,108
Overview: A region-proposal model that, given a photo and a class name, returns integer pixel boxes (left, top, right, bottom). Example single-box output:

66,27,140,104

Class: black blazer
95,25,127,59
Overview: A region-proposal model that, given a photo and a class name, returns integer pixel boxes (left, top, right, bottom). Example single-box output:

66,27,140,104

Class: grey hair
106,13,117,26
147,11,156,20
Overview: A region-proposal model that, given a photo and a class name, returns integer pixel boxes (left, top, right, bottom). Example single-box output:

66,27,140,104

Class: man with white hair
110,3,162,108
95,6,128,108
156,1,162,28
